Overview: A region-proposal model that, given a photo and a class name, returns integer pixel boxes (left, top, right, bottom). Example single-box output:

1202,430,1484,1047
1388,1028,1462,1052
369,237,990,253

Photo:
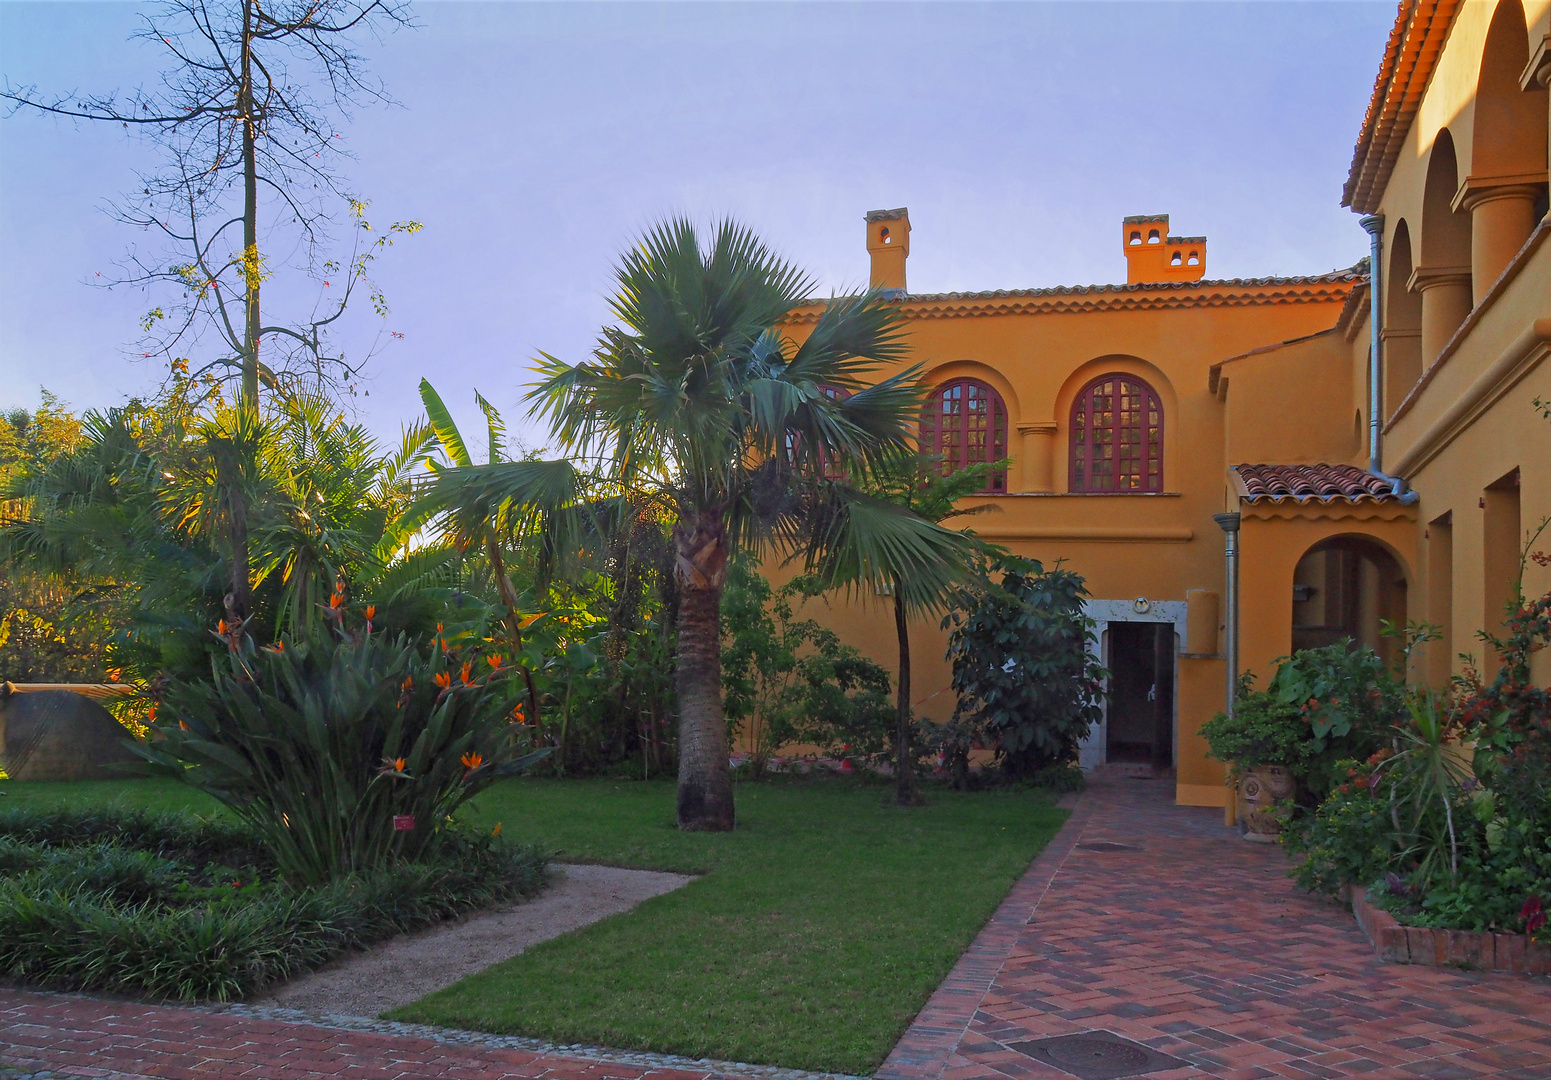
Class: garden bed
0,805,548,1002
1346,884,1551,973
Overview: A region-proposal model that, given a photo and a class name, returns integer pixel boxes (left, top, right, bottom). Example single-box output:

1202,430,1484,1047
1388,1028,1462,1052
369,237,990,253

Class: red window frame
920,379,1008,493
1068,373,1163,492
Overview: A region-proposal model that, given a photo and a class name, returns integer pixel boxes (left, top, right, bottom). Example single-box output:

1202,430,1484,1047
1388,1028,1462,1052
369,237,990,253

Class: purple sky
1,2,1394,451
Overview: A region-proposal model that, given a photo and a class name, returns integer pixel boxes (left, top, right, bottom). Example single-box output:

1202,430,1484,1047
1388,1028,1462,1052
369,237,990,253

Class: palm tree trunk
673,510,734,831
892,581,923,805
485,535,543,737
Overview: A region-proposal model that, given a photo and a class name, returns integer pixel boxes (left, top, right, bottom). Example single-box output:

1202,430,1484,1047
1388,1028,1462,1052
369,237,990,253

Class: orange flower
436,623,444,633
486,654,502,670
178,719,187,731
434,671,451,689
400,676,413,692
510,705,526,724
265,641,284,653
461,751,484,773
365,605,376,621
148,704,158,721
393,756,407,772
217,619,228,635
491,822,502,838
330,592,344,609
459,662,473,685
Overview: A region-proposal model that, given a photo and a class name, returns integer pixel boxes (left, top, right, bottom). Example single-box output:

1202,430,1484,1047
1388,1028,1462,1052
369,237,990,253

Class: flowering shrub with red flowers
1284,582,1551,943
133,599,549,886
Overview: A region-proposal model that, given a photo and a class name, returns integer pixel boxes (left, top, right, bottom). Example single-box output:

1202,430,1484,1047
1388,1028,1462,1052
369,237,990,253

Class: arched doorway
1291,536,1408,667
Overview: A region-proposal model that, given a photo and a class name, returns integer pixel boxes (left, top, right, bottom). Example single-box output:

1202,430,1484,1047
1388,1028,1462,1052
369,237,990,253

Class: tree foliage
3,0,418,403
528,217,976,829
943,555,1105,777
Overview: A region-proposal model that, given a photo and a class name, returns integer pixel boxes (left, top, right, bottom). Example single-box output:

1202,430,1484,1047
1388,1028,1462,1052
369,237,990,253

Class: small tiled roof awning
1232,463,1398,503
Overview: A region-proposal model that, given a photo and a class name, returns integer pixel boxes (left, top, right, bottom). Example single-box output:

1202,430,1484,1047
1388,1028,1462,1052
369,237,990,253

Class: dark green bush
0,809,547,1002
942,556,1105,777
1200,690,1309,771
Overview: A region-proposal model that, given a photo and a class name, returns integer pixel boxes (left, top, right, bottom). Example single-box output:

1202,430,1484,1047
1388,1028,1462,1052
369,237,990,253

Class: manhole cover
1046,1039,1150,1069
1007,1031,1187,1080
1075,842,1140,852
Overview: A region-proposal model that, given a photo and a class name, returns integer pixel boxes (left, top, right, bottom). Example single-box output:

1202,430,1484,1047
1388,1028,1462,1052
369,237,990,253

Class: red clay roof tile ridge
1232,463,1399,503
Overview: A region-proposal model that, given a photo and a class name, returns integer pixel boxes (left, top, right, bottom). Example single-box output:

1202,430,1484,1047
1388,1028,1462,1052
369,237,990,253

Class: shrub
1282,756,1401,897
942,555,1105,778
136,611,547,886
0,808,547,1001
1199,689,1309,772
721,559,893,773
1266,639,1407,795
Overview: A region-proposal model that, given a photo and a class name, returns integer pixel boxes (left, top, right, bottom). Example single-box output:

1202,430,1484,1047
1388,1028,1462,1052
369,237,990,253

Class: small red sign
393,814,415,832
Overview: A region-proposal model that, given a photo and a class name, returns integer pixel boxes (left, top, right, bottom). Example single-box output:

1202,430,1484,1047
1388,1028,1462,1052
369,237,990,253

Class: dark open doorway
1106,622,1175,766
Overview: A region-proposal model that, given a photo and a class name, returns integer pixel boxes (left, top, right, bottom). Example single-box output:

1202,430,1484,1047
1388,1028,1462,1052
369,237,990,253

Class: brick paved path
3,778,1550,1080
877,777,1551,1080
0,993,806,1080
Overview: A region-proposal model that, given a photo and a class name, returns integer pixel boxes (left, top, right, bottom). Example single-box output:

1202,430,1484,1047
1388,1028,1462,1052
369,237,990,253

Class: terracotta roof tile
1343,1,1461,213
783,268,1362,324
1233,463,1398,503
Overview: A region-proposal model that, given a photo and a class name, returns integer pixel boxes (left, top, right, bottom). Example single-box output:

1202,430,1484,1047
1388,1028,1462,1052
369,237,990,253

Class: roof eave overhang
1343,1,1462,215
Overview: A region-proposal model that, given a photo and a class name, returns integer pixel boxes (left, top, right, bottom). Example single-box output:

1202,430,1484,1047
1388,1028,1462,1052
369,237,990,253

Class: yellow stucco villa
785,0,1551,810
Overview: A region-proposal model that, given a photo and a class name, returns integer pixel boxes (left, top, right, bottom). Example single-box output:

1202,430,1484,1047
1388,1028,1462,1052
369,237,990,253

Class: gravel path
253,862,695,1017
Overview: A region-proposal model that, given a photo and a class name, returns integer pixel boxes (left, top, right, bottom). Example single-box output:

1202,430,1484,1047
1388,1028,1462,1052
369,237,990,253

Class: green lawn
2,775,1065,1075
404,778,1064,1074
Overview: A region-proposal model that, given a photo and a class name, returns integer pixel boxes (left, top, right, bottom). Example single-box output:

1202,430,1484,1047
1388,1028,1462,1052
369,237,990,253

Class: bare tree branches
3,0,418,407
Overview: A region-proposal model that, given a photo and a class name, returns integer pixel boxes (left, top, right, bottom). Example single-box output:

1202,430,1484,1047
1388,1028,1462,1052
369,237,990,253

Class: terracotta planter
1237,764,1294,842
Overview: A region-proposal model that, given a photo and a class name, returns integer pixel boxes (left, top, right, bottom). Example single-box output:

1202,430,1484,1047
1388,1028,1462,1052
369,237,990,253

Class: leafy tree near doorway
529,218,975,830
943,554,1106,779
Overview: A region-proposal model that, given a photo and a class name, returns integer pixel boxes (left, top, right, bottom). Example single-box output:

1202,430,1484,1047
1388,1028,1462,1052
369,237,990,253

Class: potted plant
1200,690,1309,841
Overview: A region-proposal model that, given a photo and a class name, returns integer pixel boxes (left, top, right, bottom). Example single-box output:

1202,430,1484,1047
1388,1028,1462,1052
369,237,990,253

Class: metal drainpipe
1359,213,1421,505
1213,511,1241,827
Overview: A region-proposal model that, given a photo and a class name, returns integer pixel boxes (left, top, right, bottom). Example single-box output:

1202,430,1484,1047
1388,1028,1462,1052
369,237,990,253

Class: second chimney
865,208,910,292
1122,214,1207,284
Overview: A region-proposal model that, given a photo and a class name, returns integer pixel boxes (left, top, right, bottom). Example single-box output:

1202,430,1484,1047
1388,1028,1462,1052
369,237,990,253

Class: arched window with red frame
1069,373,1163,492
920,378,1008,493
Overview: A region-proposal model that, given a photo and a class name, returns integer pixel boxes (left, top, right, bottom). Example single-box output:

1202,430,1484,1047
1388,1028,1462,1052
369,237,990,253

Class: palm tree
529,217,974,831
845,454,1001,805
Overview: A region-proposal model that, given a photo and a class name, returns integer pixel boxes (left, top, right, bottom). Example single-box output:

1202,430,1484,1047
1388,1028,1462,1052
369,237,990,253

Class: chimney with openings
1122,213,1207,284
865,208,910,294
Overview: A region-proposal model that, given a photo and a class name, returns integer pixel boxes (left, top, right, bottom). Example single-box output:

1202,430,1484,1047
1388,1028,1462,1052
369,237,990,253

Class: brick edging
1345,884,1551,974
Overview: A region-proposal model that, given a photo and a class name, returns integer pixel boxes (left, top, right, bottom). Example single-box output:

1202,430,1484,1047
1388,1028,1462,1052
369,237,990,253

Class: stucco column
1456,181,1543,302
1408,266,1473,366
1017,421,1057,492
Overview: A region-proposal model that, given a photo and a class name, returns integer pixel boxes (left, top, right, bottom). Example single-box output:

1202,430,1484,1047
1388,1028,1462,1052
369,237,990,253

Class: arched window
1069,374,1163,492
920,379,1008,493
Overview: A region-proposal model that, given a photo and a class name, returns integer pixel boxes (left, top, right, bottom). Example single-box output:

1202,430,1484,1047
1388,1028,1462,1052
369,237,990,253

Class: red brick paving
3,777,1549,1080
876,777,1551,1080
0,991,752,1080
